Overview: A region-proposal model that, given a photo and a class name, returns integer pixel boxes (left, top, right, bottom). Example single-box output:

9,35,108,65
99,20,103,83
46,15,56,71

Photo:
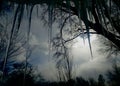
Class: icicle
76,0,85,45
36,5,39,17
87,0,93,59
23,5,34,86
48,0,54,58
14,5,24,38
81,0,93,59
28,5,34,38
79,17,85,45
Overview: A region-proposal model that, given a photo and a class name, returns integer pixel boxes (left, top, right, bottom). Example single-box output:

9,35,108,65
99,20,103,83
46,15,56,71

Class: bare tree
1,0,119,62
4,0,119,49
0,9,29,86
0,0,120,84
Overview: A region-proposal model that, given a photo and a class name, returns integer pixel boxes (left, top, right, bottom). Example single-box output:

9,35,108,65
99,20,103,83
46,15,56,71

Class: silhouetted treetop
0,0,118,51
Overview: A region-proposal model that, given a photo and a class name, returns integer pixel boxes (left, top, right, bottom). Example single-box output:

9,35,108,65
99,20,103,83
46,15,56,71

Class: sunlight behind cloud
71,35,97,62
23,8,115,81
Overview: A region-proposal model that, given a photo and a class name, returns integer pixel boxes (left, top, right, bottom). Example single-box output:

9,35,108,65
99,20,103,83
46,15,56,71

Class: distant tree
6,70,34,86
55,45,74,81
76,77,89,86
6,62,35,86
0,13,27,77
0,9,32,86
89,78,97,86
54,34,74,81
34,73,47,86
67,79,75,86
98,74,105,86
107,64,120,86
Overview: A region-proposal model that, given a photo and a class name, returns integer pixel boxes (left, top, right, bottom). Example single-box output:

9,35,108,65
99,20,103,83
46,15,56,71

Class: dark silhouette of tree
53,30,74,81
1,0,118,51
76,77,89,86
107,64,120,86
67,79,75,86
34,73,48,86
98,74,105,86
0,8,33,86
0,1,118,82
0,0,120,86
0,16,26,79
6,63,34,86
55,45,74,81
89,78,97,86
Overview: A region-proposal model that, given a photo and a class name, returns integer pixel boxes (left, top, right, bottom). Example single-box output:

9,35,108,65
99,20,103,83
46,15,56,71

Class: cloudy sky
16,6,118,81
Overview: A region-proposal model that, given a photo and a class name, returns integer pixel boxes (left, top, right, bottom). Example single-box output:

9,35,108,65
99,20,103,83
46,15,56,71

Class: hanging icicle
23,5,34,86
48,0,54,58
80,0,93,59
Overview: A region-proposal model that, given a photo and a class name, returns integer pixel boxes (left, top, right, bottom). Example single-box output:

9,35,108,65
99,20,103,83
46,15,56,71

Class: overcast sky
27,19,110,81
15,6,119,81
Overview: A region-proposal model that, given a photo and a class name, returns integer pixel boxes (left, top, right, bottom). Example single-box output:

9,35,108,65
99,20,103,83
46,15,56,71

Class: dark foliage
0,63,120,86
107,65,120,86
98,74,105,86
6,71,34,86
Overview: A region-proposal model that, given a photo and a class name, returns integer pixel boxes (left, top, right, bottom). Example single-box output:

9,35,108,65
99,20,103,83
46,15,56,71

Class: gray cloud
18,7,117,81
29,17,114,81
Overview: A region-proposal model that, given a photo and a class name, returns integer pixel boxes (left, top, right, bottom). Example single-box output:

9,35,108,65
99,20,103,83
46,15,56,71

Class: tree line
0,63,120,86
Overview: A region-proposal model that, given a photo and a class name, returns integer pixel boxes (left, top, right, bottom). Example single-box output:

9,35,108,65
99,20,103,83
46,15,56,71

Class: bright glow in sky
26,15,114,81
17,7,115,81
